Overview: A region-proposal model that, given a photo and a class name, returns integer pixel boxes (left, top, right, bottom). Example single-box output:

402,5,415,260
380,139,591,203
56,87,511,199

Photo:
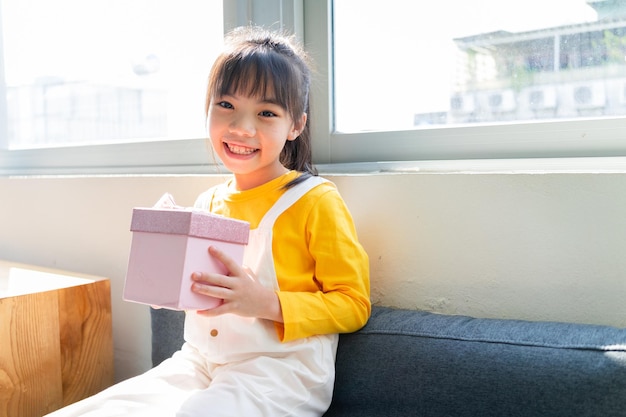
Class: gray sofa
151,306,626,417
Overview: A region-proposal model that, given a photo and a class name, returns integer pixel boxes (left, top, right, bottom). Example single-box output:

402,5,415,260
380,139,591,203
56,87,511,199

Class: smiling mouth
225,143,258,155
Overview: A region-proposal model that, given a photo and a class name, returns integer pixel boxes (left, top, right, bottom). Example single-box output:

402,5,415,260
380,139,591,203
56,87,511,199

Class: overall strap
257,176,328,230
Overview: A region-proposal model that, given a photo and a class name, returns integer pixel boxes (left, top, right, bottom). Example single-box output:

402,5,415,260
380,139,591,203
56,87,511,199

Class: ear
287,113,307,141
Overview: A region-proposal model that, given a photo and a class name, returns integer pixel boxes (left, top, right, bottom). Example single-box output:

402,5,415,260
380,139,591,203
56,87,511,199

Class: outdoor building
445,0,626,124
6,79,167,148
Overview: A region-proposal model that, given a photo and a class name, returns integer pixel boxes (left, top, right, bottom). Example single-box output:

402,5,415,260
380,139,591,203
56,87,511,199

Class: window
0,0,223,174
2,0,626,174
306,0,626,164
334,0,626,131
2,0,222,150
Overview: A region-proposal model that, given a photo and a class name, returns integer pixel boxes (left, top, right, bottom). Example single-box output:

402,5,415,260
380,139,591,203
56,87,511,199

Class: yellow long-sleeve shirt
195,171,371,343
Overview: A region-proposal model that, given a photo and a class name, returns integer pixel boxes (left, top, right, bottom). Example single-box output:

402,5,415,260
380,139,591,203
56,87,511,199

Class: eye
259,110,277,117
217,101,233,109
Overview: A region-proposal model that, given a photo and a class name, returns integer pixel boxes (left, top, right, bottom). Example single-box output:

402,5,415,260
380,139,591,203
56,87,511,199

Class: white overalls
45,176,338,417
179,175,338,416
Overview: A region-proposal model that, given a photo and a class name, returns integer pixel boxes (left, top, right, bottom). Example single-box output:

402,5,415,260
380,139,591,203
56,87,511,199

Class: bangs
209,48,302,114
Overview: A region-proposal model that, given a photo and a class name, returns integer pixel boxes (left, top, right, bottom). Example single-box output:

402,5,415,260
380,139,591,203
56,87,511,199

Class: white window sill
317,156,626,175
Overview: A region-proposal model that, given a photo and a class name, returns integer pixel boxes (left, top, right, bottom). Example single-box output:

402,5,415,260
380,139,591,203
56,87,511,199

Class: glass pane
1,0,223,150
333,0,625,133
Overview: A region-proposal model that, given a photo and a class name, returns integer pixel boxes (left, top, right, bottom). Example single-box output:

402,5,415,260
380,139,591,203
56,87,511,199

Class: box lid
130,208,249,244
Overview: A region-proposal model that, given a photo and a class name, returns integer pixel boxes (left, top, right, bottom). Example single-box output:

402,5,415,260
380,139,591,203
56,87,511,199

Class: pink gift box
124,207,249,310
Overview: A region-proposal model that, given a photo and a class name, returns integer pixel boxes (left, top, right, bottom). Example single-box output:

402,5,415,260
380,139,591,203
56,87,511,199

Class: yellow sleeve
275,186,371,342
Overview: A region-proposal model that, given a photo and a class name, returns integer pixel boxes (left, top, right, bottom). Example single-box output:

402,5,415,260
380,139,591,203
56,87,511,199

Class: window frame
305,0,626,165
1,0,626,175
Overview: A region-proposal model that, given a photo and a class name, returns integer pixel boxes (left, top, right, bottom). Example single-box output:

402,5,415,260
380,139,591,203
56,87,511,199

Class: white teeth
227,143,257,155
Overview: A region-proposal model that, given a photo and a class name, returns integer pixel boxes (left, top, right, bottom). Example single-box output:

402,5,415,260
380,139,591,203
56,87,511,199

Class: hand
191,246,283,322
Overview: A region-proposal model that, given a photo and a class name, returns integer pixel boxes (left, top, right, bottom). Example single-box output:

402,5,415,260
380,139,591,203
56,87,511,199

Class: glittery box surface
124,208,250,310
130,208,249,244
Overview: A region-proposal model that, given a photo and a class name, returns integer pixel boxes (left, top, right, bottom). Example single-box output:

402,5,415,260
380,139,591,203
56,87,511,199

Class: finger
196,303,230,316
191,271,220,285
208,246,245,276
191,279,232,299
191,271,233,290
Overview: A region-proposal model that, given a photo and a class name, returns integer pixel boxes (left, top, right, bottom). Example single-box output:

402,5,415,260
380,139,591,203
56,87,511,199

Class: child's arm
275,186,371,342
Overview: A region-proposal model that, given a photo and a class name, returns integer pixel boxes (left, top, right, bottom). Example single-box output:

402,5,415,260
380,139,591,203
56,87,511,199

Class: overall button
210,329,218,337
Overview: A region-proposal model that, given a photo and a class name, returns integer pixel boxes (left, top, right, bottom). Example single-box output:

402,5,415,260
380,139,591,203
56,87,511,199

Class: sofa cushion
324,307,626,417
151,307,185,367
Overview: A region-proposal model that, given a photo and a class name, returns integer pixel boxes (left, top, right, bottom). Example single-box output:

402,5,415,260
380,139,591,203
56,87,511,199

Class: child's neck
233,168,290,191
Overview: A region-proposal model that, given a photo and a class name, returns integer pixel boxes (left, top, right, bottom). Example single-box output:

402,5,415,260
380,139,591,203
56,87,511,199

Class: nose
229,113,256,137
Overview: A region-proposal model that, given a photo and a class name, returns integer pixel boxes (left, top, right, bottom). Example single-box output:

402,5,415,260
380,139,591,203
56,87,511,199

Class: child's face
207,91,305,190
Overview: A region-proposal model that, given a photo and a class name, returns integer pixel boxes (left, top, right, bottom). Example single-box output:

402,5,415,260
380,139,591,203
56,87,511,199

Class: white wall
1,170,625,382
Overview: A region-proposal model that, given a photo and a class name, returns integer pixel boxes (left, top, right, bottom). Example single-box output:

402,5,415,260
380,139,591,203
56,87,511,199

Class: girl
46,26,370,417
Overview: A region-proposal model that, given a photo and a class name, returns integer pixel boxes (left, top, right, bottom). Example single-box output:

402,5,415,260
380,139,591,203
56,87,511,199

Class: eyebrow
260,97,283,107
218,93,287,114
245,95,286,109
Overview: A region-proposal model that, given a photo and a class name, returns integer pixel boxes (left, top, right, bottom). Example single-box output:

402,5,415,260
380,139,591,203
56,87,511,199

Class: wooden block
0,262,113,417
58,279,114,406
0,291,64,416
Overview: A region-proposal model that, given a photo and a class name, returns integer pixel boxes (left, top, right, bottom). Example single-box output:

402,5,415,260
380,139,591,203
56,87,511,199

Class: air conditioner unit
487,89,516,112
450,93,475,114
572,83,605,108
527,86,557,109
